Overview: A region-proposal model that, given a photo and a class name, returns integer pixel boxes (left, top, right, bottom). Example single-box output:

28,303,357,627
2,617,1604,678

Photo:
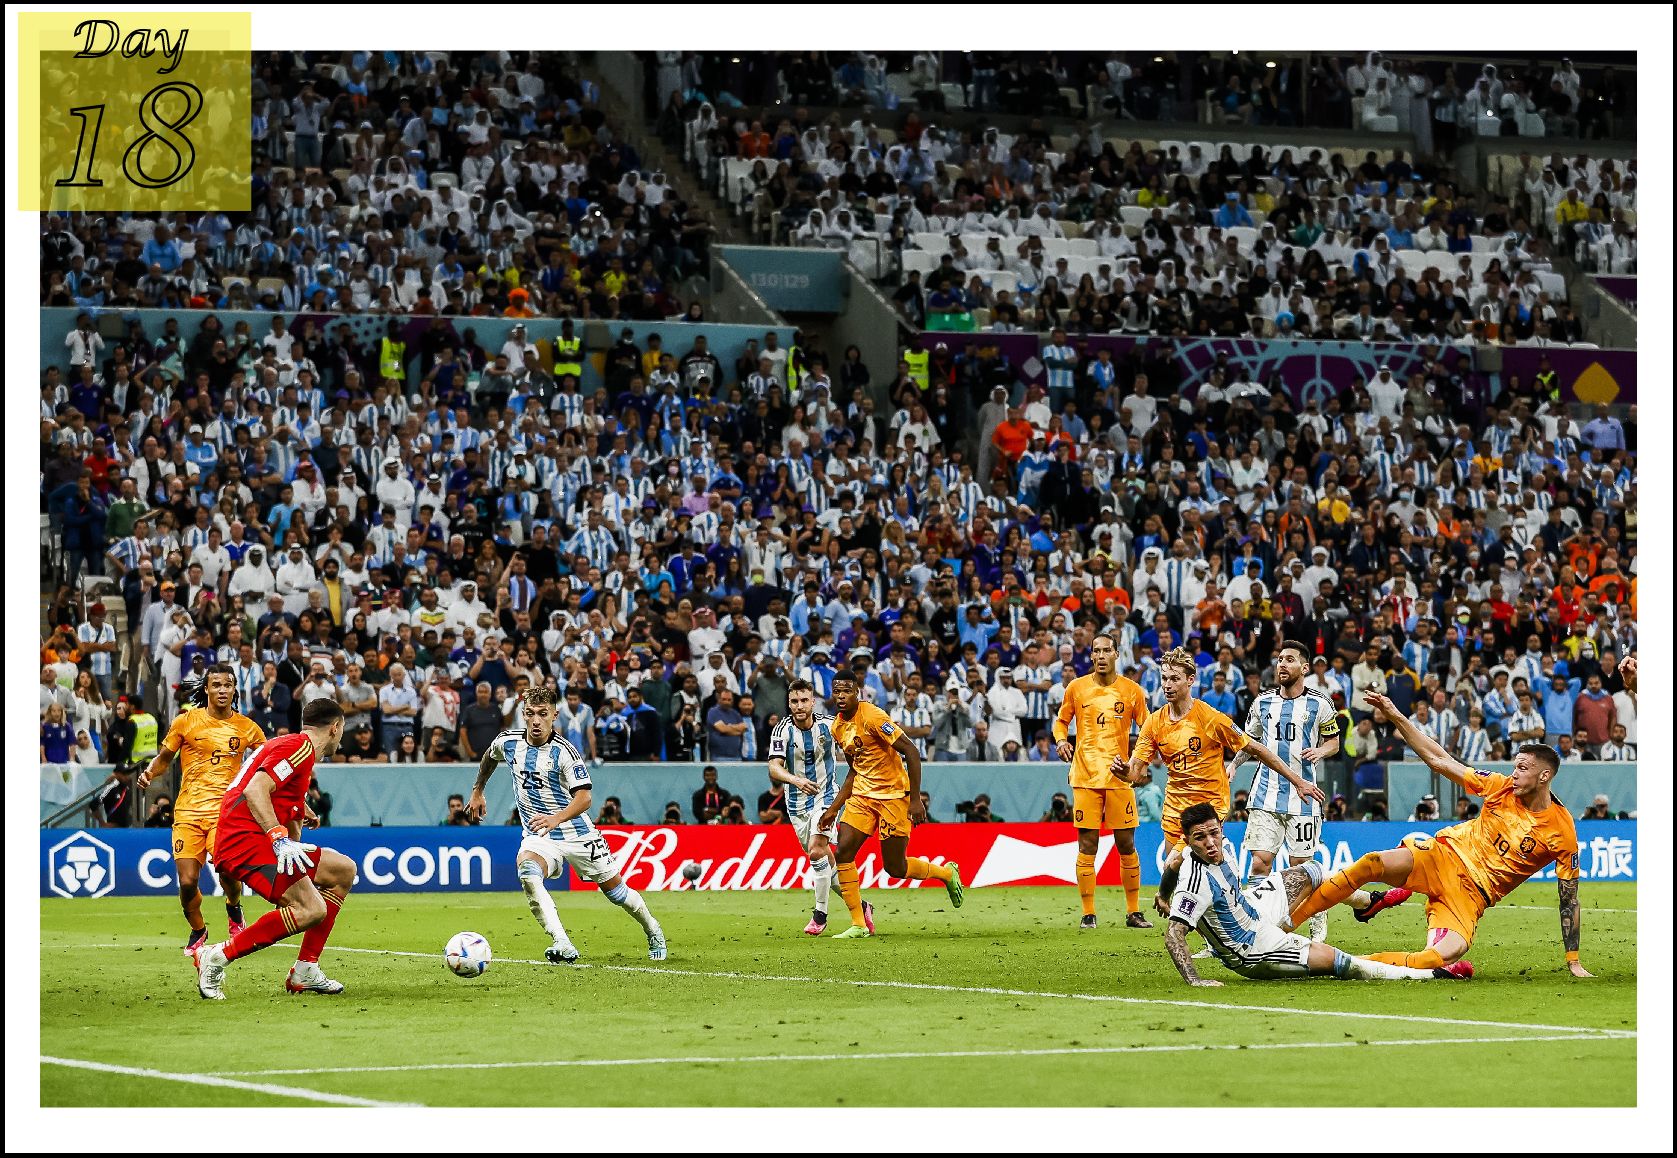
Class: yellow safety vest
553,336,583,380
379,337,406,383
786,344,803,395
904,348,929,392
1535,369,1559,403
131,711,159,761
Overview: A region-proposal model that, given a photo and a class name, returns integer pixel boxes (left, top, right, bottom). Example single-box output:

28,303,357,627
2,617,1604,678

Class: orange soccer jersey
161,707,267,817
1054,673,1150,790
1134,698,1248,807
1436,769,1580,904
832,701,910,799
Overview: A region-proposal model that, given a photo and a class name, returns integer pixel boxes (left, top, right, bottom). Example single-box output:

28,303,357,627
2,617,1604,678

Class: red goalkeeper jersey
218,732,318,834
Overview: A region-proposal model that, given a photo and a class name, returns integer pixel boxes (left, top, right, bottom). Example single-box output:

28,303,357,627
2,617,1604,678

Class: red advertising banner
573,823,1113,892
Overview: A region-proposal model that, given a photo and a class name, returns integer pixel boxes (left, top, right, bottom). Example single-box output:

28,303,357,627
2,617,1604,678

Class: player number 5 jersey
768,714,839,816
1243,688,1338,818
491,729,598,842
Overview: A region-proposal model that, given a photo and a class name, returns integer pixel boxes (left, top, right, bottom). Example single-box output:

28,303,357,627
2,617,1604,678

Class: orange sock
1076,853,1097,916
835,862,866,926
904,857,952,884
1291,852,1386,926
1367,948,1447,970
1119,852,1141,915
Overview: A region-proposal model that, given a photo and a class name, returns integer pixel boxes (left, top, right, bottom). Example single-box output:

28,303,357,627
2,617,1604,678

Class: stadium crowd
39,50,719,322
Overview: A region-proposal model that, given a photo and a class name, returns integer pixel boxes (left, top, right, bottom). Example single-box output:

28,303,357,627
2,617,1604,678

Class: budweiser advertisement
576,823,1157,892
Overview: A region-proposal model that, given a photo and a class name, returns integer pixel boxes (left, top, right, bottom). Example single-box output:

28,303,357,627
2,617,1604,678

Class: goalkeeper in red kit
189,699,353,999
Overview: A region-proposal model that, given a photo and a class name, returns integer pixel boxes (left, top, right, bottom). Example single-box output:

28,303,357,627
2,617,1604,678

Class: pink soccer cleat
1433,959,1475,981
803,913,828,936
1355,886,1413,923
862,900,876,934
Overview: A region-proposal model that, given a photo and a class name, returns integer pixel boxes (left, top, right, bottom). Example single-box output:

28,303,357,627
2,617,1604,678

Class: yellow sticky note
19,11,251,211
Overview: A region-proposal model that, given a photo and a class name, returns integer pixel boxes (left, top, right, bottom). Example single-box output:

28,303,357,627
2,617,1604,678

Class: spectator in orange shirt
1093,569,1129,618
504,287,538,318
737,121,772,158
991,406,1034,474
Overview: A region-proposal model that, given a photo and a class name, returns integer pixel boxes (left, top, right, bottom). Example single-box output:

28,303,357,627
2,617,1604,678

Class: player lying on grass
766,679,845,935
820,670,962,938
189,699,352,999
468,686,666,963
1164,801,1474,986
1285,692,1590,979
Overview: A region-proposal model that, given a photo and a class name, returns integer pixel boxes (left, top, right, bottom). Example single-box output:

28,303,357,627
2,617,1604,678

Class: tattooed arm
1558,875,1593,978
1164,918,1222,987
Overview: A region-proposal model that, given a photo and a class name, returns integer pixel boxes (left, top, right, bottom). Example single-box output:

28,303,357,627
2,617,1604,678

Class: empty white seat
912,231,950,255
1536,270,1568,300
1226,226,1259,253
1061,237,1097,258
1471,235,1500,253
1118,205,1150,228
901,250,940,278
985,270,1019,295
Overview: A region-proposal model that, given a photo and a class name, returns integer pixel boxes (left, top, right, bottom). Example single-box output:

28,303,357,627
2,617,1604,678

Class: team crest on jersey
1188,737,1202,753
1520,835,1537,857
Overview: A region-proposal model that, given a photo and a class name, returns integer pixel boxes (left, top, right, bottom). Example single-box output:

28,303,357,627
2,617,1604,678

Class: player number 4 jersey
1054,673,1149,790
1242,688,1338,818
491,729,597,842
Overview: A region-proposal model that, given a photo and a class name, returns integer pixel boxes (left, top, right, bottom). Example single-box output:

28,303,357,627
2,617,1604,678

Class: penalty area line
39,1055,421,1107
229,1034,1622,1077
327,946,1637,1039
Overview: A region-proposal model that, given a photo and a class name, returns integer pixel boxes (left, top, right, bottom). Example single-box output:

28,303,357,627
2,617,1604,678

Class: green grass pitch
40,881,1636,1107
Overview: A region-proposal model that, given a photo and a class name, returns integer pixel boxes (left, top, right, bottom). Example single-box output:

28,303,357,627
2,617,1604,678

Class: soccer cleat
1307,912,1328,943
803,913,828,937
1432,959,1475,981
544,941,581,965
1191,946,1216,959
285,962,345,995
943,863,965,908
191,942,228,1001
227,917,246,939
832,924,872,939
1125,912,1154,930
861,900,876,934
184,926,208,957
647,927,668,962
1355,887,1414,923
1079,914,1098,931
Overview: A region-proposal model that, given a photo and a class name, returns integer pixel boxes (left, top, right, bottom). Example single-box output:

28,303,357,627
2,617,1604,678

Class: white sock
810,857,833,917
604,881,659,934
1308,911,1328,943
1344,955,1439,981
518,859,569,945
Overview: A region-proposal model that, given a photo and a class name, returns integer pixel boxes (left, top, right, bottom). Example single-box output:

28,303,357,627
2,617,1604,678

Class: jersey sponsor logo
880,722,896,736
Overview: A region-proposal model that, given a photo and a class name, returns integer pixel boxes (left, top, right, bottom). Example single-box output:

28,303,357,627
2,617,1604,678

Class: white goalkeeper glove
267,826,318,874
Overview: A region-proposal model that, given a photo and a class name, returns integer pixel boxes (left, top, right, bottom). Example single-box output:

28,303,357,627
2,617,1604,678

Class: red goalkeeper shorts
213,822,320,903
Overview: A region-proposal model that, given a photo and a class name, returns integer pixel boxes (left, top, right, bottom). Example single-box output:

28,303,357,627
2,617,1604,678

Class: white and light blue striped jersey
490,728,597,842
1169,854,1268,959
1243,687,1338,817
766,713,839,817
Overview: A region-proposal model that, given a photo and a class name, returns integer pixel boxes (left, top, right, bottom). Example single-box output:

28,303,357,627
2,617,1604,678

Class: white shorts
790,809,839,850
519,832,619,884
1242,808,1322,860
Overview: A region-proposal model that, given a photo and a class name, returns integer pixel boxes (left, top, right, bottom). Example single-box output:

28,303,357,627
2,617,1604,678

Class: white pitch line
327,946,1637,1039
40,1055,420,1107
228,1033,1621,1078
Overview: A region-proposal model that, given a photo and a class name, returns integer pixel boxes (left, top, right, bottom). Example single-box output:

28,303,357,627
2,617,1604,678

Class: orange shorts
1072,786,1138,832
1400,835,1488,947
171,812,218,864
1161,789,1231,850
841,795,912,840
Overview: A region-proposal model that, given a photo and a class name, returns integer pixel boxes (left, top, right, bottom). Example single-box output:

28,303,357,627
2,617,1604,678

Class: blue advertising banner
41,821,1636,898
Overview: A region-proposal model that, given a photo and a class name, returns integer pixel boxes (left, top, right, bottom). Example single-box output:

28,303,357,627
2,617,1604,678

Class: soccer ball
444,931,492,977
681,860,702,882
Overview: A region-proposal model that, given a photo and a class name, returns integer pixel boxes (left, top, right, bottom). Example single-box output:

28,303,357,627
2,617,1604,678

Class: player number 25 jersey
490,729,597,842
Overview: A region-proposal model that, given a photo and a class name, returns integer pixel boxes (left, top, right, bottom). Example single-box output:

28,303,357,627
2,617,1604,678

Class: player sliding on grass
189,699,351,999
1286,692,1591,979
1054,632,1152,930
767,679,846,935
821,670,962,938
469,686,666,963
1163,801,1473,985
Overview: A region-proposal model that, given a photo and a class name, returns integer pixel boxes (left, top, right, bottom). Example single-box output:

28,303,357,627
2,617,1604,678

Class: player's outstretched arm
1557,876,1593,978
1164,918,1221,987
468,746,501,820
1366,692,1477,790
